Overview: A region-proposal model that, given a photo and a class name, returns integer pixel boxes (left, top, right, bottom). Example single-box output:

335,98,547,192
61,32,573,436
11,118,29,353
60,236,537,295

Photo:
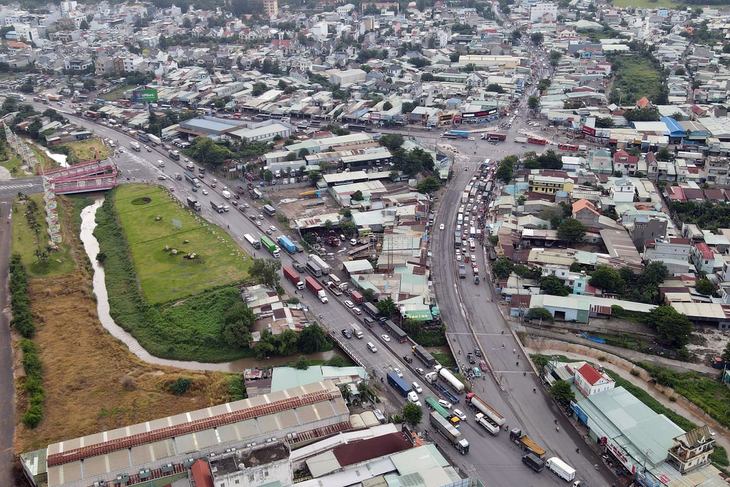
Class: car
341,329,352,339
211,182,216,188
242,203,250,209
456,254,461,261
234,193,240,199
403,355,413,363
438,399,452,409
350,238,358,246
157,175,167,180
480,360,488,372
184,158,189,162
352,307,362,315
157,160,165,167
265,229,273,235
471,254,476,261
202,189,208,195
464,255,470,263
412,382,423,393
472,262,478,269
415,367,424,375
198,174,204,179
378,316,387,323
407,391,420,405
118,148,124,153
345,300,354,308
453,409,467,421
474,348,482,357
394,368,403,378
169,187,175,192
191,186,197,192
381,334,390,342
467,353,476,364
440,223,445,231
269,225,276,232
473,367,482,378
256,220,262,226
231,200,238,206
144,145,151,152
468,137,475,141
367,342,377,353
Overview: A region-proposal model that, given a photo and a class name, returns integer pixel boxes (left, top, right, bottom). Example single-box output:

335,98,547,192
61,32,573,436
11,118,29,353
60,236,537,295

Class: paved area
0,198,16,483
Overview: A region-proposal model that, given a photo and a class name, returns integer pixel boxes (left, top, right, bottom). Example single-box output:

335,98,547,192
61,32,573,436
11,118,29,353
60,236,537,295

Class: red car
479,360,488,372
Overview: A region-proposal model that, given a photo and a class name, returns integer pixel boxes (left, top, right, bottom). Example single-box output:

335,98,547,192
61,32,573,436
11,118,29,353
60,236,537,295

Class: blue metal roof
660,117,687,137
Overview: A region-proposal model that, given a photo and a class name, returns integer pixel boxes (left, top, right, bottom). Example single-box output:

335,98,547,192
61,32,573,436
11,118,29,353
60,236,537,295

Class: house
572,199,600,228
587,148,612,174
609,178,635,203
691,242,722,275
613,149,639,176
636,96,652,110
644,238,692,275
667,426,716,475
574,363,615,397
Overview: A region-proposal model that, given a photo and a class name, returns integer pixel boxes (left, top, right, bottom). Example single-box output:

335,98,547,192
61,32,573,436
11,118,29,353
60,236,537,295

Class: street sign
132,89,158,102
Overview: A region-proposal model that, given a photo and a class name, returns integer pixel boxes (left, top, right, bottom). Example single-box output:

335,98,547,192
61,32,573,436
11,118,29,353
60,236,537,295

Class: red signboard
583,125,596,136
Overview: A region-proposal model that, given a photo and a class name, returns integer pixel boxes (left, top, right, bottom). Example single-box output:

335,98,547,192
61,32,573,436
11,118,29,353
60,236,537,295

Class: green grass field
100,85,133,101
114,184,250,304
610,55,664,105
11,195,76,278
0,155,33,177
65,139,110,162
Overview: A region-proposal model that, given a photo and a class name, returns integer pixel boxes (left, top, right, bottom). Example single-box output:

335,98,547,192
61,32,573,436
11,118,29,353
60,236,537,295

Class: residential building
667,427,716,475
571,199,600,228
527,174,574,194
263,0,278,17
643,238,692,275
530,2,558,22
587,148,612,174
613,149,639,176
629,217,668,249
609,178,635,203
574,363,615,396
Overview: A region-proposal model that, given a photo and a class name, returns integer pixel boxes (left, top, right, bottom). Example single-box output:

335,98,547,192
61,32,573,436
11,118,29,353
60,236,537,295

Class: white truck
546,457,576,482
435,365,465,394
465,393,506,429
350,323,364,339
475,413,500,435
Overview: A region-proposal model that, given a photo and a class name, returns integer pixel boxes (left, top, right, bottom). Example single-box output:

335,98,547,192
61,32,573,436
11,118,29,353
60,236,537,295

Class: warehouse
228,120,292,142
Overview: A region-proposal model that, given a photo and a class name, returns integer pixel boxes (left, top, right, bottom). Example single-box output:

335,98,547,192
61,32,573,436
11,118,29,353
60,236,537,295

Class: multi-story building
527,174,574,194
609,178,635,203
667,426,716,475
643,238,692,275
529,2,558,22
574,363,615,396
263,0,278,17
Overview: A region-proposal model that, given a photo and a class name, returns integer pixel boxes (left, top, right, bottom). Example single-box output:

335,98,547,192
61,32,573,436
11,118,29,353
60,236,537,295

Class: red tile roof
191,460,214,487
577,363,603,385
333,432,412,466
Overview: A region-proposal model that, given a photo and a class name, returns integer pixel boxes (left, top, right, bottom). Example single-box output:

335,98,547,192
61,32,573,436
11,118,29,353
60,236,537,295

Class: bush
22,404,44,428
18,336,44,428
170,377,192,395
9,254,35,338
227,375,246,401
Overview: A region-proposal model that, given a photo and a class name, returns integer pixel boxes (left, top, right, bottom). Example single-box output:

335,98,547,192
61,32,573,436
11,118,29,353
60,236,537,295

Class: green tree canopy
249,258,282,289
493,258,514,279
375,297,397,317
417,176,441,194
642,306,693,348
298,323,326,354
549,380,575,407
540,275,570,296
589,266,625,294
222,302,256,348
527,96,540,110
351,190,364,201
556,218,587,244
695,278,716,296
526,307,553,322
402,402,423,427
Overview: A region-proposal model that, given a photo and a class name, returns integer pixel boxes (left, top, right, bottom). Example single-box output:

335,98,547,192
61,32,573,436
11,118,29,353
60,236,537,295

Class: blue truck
278,235,297,254
436,383,460,404
387,371,412,398
450,130,470,138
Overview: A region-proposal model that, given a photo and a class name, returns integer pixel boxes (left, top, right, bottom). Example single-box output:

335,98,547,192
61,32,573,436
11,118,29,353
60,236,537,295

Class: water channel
78,197,341,372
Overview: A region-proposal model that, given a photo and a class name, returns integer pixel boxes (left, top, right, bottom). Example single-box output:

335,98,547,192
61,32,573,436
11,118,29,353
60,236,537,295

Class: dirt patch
260,186,340,223
687,326,730,365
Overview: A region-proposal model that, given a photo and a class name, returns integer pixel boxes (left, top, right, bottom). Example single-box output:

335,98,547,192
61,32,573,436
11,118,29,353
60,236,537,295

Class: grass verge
433,352,456,368
100,84,134,101
114,184,250,304
0,155,34,178
95,189,256,362
608,55,664,105
64,139,110,162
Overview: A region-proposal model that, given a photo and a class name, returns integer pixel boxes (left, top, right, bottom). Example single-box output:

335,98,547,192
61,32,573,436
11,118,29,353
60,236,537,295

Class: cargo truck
148,134,161,146
545,457,575,482
425,373,460,404
305,276,328,303
130,141,141,152
522,453,545,473
435,366,465,394
475,413,500,435
306,260,322,277
382,321,407,342
465,393,506,427
283,266,304,290
308,254,331,274
278,235,297,254
211,201,225,213
387,371,412,398
260,236,280,258
362,303,380,322
425,397,460,428
350,291,364,305
510,428,546,458
244,234,261,249
186,197,201,212
350,323,363,339
514,136,528,143
447,130,469,138
458,265,466,279
412,344,436,367
292,260,306,272
429,411,469,455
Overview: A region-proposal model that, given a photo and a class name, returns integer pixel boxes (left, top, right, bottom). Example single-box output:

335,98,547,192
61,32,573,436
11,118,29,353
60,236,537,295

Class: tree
18,82,34,93
557,219,587,244
527,96,540,110
485,83,505,93
402,402,423,427
495,159,514,184
493,258,514,279
298,323,326,354
375,297,397,317
379,134,404,151
362,289,376,302
292,355,310,370
549,380,575,407
643,306,693,348
383,101,393,111
80,19,89,30
222,302,256,348
696,278,716,296
589,266,625,294
417,176,440,194
285,152,297,161
656,147,672,162
531,354,550,376
83,79,96,91
351,190,364,201
540,275,570,296
526,307,554,322
637,261,668,287
249,258,282,289
308,171,322,184
530,32,544,44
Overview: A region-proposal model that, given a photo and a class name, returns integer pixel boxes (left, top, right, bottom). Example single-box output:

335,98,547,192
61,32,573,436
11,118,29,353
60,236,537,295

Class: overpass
42,159,119,194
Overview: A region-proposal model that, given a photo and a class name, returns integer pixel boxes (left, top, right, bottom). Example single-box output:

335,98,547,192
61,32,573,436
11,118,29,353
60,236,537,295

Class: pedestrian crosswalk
0,182,38,191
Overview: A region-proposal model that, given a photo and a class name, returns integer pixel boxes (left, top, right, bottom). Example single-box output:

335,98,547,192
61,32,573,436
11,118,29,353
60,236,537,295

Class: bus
558,143,579,151
486,133,507,142
263,204,276,217
254,113,271,121
442,133,459,139
348,124,371,132
137,132,150,143
84,110,99,120
527,136,547,145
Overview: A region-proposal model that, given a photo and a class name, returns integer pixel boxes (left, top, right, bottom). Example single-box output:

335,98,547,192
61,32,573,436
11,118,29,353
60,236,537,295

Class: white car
352,307,362,315
269,225,276,232
202,189,208,195
453,409,467,421
345,300,354,308
440,223,445,230
381,334,391,342
407,391,420,405
157,160,164,167
456,254,461,261
394,368,403,378
412,382,423,393
471,254,476,261
438,399,452,409
468,137,475,141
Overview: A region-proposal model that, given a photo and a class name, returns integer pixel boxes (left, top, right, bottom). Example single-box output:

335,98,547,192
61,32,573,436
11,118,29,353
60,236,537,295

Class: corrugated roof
577,363,603,385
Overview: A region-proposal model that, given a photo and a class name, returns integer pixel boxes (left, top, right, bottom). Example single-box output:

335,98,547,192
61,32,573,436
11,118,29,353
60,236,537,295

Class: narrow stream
79,198,340,372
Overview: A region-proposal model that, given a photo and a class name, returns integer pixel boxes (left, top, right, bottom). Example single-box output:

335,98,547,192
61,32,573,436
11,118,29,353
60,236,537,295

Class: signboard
582,125,596,136
132,89,158,102
461,109,498,119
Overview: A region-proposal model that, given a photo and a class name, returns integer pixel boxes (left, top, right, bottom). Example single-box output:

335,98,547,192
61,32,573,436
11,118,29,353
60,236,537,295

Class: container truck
447,130,469,138
260,236,280,258
465,393,505,426
129,141,141,152
475,413,500,435
244,234,261,249
306,260,322,277
383,321,407,342
148,134,161,146
412,344,436,367
350,291,364,305
211,201,225,213
350,323,363,339
425,373,460,404
429,411,469,455
283,266,304,290
387,371,412,398
305,276,328,303
186,197,201,211
278,235,297,254
545,457,575,482
509,428,546,458
435,366,465,393
308,254,331,275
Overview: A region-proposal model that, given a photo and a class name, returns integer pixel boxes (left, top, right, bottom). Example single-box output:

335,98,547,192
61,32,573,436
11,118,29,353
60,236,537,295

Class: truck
222,190,231,199
475,413,500,435
509,428,546,458
168,150,180,160
252,188,263,199
412,344,436,367
260,236,280,258
305,276,328,303
186,197,201,212
425,397,460,428
292,260,306,272
387,371,412,398
350,323,363,339
350,291,364,305
283,266,304,290
308,254,331,275
362,303,380,321
306,260,322,277
327,282,343,296
383,321,407,343
436,366,465,394
278,235,297,254
148,134,161,146
465,393,506,427
447,130,469,138
461,192,469,204
263,204,276,217
514,136,528,144
522,453,545,473
545,457,575,482
458,264,466,279
211,201,225,213
244,234,261,250
454,231,461,248
429,411,469,455
425,373,460,404
184,171,201,187
130,141,141,152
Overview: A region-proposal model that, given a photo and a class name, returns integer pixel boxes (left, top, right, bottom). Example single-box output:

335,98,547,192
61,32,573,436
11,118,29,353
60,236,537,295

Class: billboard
132,89,158,102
